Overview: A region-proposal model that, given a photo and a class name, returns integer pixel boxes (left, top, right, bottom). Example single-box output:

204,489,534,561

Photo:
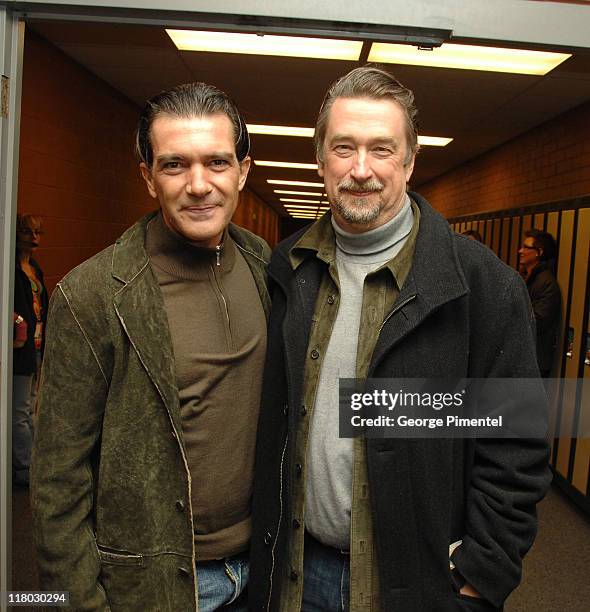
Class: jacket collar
270,192,468,305
526,261,552,286
401,191,468,310
269,192,469,362
110,211,270,430
111,211,269,284
371,192,469,366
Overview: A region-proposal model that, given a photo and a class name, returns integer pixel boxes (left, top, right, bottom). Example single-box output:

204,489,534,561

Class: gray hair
314,65,419,165
135,82,250,167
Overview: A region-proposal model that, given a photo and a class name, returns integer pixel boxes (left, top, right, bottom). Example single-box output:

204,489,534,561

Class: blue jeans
12,353,41,484
302,532,350,612
196,552,248,612
12,370,38,484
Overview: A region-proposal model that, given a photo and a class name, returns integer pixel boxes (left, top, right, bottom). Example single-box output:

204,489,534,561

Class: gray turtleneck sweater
305,195,414,549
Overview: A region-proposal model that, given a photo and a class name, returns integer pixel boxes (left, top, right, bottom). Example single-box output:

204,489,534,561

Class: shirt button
327,295,335,304
290,570,299,581
292,519,301,529
171,430,177,439
295,463,303,477
283,403,289,416
178,566,191,576
176,500,185,512
310,349,320,360
300,405,307,416
264,531,272,546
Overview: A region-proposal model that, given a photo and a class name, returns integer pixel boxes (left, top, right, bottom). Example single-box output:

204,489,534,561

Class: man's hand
460,582,482,598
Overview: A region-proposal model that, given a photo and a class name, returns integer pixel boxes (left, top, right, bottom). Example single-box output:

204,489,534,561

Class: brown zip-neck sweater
146,213,267,560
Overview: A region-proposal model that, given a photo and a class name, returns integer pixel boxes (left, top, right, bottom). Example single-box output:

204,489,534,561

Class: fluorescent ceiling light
289,207,323,211
281,198,329,204
283,202,329,207
247,124,315,138
268,179,325,188
256,160,318,170
419,136,453,147
368,42,571,75
274,189,326,197
281,201,330,208
167,30,362,60
284,206,330,210
250,124,451,146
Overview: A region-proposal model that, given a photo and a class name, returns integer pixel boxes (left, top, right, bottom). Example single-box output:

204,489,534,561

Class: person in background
461,229,483,242
518,229,561,377
13,213,48,486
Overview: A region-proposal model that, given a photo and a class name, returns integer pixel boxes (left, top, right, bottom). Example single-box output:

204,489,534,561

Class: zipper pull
216,245,221,267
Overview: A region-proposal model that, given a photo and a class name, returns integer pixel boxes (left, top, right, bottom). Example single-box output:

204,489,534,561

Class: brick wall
18,29,280,293
18,29,153,293
234,188,280,248
418,101,590,218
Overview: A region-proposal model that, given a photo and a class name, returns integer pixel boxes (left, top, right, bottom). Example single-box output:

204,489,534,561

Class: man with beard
31,82,270,611
249,66,550,611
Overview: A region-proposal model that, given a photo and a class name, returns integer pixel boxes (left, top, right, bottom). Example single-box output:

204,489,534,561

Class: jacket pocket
97,545,144,567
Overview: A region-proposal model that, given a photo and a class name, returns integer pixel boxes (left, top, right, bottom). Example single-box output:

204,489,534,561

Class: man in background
519,229,561,377
32,82,269,611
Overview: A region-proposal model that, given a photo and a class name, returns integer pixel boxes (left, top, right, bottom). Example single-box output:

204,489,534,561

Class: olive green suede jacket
31,211,271,611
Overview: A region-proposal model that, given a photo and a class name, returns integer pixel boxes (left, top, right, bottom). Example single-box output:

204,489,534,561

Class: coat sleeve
451,274,552,607
530,274,561,334
31,285,111,611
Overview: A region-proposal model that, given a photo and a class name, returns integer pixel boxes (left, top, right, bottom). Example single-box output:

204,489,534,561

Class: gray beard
333,194,382,225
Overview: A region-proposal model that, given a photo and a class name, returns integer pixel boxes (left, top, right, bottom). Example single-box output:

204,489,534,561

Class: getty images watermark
339,378,587,439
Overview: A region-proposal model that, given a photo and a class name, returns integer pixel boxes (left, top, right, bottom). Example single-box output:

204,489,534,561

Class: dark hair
524,229,557,261
314,65,419,164
461,229,483,242
135,82,250,167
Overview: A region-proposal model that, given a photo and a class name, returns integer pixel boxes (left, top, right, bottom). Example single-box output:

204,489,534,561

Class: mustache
338,179,384,193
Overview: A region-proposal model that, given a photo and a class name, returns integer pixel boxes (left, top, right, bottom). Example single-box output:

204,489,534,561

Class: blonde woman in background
13,214,48,486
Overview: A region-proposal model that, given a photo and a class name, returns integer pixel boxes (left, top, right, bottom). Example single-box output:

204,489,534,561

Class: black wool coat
249,193,551,612
526,262,561,373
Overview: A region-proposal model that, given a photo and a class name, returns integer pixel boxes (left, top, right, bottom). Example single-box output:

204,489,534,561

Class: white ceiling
27,19,590,217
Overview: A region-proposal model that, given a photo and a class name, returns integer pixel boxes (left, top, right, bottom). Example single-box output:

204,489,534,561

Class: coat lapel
110,213,182,433
268,250,324,409
372,194,469,371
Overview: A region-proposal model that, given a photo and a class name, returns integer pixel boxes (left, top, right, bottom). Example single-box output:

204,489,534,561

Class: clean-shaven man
250,66,550,611
32,82,269,611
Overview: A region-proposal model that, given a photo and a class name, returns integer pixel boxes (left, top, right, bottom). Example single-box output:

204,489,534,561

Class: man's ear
140,163,158,199
238,156,251,191
317,155,324,178
404,152,416,183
